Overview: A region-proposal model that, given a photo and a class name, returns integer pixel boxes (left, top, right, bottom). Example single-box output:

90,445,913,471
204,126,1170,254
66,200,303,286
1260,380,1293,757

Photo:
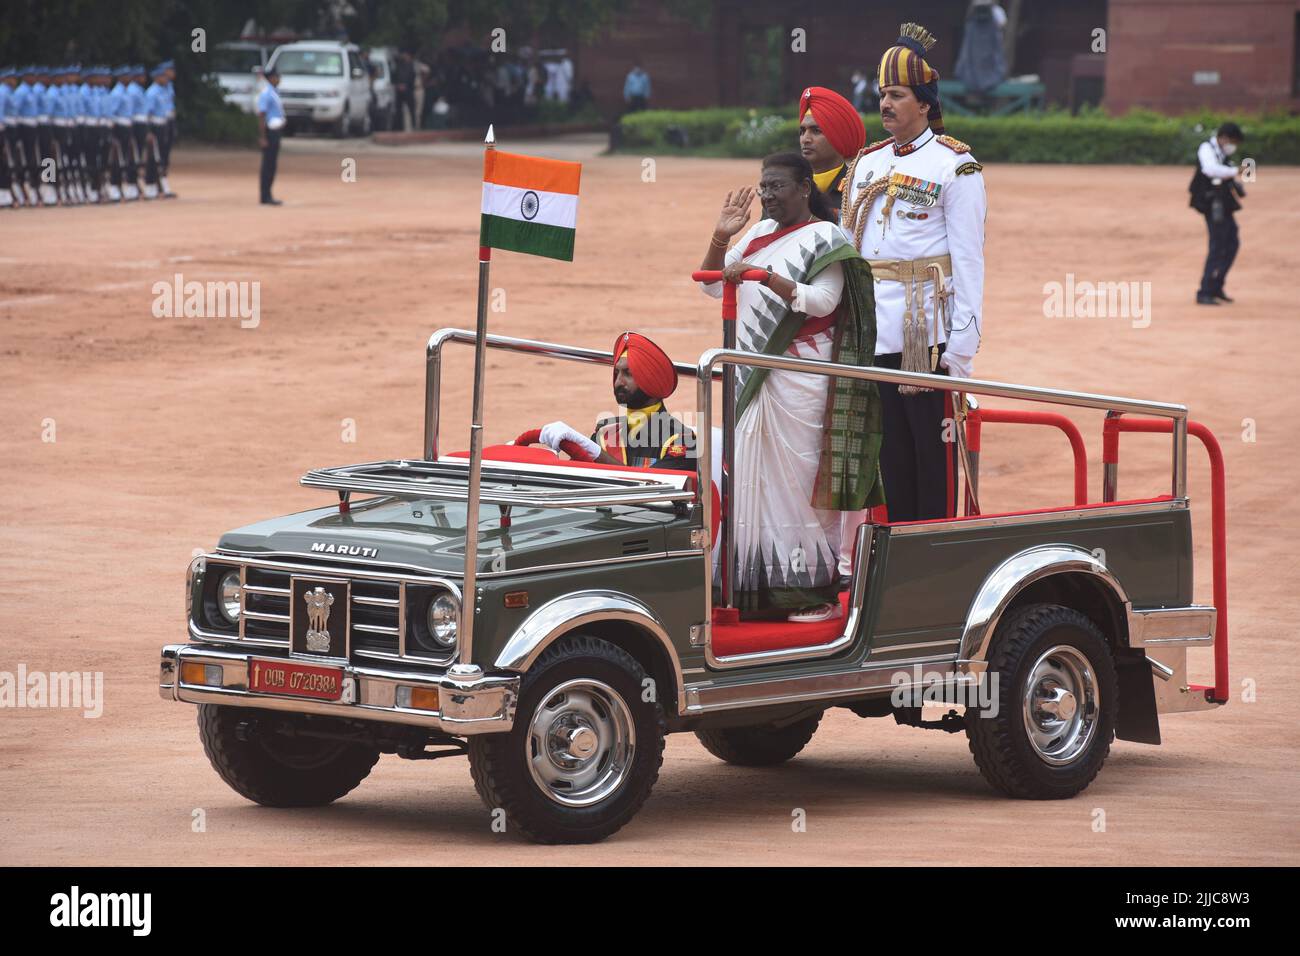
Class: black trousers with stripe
875,348,959,523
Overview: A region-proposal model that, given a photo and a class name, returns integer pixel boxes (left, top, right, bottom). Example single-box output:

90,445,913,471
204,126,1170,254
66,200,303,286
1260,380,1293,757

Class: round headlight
218,570,242,624
425,593,459,648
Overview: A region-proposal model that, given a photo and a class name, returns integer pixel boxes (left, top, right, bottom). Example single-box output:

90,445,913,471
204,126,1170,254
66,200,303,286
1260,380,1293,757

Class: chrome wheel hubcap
527,678,635,807
1022,644,1099,765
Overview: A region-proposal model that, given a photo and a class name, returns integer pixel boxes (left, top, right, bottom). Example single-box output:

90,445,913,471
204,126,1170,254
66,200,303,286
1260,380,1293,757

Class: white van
266,40,373,137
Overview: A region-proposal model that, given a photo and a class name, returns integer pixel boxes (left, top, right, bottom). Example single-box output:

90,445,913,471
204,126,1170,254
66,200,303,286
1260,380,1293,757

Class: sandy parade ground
1,133,1297,865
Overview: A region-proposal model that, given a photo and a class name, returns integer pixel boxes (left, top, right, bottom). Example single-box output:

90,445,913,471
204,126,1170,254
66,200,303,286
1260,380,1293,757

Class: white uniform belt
866,254,954,387
865,254,952,283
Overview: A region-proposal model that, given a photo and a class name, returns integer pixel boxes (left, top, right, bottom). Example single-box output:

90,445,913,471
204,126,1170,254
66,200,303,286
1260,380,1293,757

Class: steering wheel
513,428,597,463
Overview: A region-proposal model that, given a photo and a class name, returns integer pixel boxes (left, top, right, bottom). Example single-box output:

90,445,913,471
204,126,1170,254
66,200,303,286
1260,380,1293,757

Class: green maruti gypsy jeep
159,326,1227,844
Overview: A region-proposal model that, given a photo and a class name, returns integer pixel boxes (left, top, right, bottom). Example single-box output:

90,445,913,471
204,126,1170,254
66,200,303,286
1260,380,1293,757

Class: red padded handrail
691,270,769,322
967,407,1089,507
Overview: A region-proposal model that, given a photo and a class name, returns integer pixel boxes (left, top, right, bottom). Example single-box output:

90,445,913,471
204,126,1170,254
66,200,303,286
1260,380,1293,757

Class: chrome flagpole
457,124,496,674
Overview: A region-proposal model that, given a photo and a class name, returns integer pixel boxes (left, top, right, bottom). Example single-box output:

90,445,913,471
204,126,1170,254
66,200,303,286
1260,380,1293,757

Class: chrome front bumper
159,643,518,734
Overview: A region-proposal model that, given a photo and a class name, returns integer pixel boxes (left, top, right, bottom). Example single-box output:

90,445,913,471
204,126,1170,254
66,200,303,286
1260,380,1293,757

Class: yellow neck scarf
625,401,663,440
813,164,843,194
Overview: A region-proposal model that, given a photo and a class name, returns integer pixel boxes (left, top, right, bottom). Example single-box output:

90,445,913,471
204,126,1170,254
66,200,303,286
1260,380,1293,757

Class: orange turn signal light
409,687,440,711
181,662,222,686
504,591,529,609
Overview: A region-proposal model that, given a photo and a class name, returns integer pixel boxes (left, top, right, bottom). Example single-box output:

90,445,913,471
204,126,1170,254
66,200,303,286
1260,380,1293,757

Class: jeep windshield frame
301,457,697,509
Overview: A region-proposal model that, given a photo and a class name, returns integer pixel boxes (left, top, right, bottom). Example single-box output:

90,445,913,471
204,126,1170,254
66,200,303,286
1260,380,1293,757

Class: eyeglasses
756,180,797,197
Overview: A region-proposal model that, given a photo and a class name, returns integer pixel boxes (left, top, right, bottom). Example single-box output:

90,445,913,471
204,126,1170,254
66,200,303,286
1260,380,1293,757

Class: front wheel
966,603,1118,799
197,705,380,807
468,635,665,843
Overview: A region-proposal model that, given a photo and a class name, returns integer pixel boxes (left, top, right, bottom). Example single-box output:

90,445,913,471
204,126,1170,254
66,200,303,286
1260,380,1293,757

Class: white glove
538,421,600,460
939,351,973,379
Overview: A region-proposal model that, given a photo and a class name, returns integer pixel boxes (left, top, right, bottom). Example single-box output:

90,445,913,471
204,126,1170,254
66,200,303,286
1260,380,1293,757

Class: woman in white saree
699,152,884,622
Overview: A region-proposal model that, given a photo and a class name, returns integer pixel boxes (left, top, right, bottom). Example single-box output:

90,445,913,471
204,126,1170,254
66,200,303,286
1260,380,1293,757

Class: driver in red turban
798,86,866,223
538,331,698,470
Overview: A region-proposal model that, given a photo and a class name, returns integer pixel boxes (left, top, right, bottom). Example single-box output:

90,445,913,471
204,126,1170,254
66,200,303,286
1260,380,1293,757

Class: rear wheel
695,713,822,766
468,635,665,843
197,705,379,807
966,603,1117,799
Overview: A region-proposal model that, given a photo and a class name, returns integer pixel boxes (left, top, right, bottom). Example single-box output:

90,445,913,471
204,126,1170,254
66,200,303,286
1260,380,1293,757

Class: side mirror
351,67,364,79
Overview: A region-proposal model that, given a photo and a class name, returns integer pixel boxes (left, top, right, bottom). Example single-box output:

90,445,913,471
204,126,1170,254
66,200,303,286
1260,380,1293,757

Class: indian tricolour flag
480,150,582,262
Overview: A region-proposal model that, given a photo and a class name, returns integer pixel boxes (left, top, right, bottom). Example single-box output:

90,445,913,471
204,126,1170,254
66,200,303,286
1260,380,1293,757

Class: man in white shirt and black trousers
1191,122,1245,305
841,22,987,525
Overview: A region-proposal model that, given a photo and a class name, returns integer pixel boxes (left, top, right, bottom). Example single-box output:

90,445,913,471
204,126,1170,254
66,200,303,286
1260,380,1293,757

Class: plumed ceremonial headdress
612,332,678,401
878,22,945,134
798,86,866,160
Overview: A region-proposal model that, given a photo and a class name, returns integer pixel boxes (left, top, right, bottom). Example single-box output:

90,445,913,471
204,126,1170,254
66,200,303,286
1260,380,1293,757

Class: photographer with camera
1191,121,1245,306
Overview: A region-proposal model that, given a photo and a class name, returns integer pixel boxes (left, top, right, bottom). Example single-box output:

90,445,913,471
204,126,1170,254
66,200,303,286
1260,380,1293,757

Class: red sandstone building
564,0,1299,116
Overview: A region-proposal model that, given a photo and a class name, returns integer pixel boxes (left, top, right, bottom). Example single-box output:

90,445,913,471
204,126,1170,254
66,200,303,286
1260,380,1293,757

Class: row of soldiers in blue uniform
0,61,177,208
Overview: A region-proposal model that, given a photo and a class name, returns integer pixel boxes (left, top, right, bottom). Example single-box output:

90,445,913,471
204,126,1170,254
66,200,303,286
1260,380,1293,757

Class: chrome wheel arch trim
958,544,1131,667
493,589,685,711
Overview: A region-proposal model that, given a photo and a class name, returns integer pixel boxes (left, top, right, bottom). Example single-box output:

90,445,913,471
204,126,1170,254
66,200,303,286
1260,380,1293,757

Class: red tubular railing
967,407,1089,510
1103,415,1228,703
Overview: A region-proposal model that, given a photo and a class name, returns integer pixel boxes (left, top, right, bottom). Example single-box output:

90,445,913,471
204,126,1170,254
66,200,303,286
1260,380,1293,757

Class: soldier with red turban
798,86,866,223
537,331,697,470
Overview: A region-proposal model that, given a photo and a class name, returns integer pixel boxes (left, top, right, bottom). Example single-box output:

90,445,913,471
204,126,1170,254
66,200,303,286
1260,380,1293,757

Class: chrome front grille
349,579,402,660
242,566,291,645
195,555,457,666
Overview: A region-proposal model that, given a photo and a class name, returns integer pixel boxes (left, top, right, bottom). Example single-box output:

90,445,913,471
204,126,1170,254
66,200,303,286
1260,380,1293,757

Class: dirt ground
1,134,1297,865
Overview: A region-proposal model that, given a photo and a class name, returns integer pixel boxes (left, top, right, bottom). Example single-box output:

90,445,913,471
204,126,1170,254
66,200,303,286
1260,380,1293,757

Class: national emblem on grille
303,587,335,652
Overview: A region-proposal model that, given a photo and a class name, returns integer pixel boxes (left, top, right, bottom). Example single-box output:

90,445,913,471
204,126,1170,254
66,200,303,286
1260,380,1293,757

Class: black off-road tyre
468,635,666,844
694,713,823,767
966,603,1118,799
198,705,380,807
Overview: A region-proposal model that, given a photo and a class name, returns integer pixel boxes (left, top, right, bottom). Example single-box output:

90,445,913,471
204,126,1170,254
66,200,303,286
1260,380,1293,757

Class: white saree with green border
702,218,884,617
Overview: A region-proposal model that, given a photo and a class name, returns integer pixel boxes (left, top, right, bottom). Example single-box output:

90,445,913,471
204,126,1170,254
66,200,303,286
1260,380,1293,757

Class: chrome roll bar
420,327,1189,638
694,347,1189,624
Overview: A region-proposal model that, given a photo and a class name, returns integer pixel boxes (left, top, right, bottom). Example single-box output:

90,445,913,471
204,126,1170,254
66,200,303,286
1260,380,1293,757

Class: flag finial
485,124,496,146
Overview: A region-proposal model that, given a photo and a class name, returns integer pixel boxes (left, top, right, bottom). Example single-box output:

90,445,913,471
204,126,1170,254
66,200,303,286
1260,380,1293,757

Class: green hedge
177,75,260,146
615,106,1300,165
186,103,260,146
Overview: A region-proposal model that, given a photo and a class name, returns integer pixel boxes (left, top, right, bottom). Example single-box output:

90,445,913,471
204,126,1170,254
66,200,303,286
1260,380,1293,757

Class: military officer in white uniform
841,21,987,525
